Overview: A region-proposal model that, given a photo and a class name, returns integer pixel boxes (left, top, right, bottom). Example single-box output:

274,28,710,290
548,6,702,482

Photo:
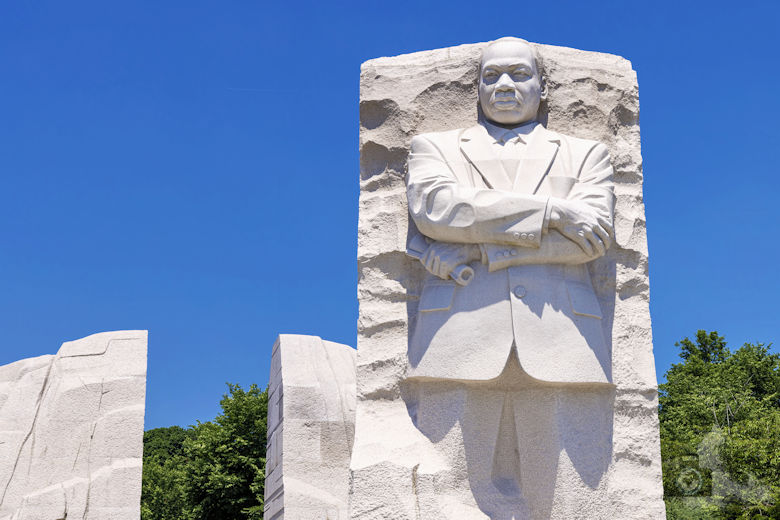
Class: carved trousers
405,345,614,520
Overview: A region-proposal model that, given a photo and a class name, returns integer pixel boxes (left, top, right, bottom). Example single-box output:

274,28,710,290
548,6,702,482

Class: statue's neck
479,114,540,130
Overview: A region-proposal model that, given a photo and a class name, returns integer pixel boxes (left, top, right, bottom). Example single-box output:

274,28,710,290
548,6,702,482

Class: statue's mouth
493,97,520,110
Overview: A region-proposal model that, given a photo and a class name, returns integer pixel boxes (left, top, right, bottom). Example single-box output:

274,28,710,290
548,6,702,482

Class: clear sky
1,0,777,430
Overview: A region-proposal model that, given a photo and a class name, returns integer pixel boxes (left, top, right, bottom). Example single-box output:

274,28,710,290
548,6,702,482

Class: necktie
499,133,524,186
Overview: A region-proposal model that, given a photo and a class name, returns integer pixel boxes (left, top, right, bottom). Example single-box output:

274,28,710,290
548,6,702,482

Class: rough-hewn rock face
353,41,665,519
0,330,147,520
264,335,356,520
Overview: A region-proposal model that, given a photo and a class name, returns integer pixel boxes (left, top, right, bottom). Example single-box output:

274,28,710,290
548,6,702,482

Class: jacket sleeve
406,134,549,247
483,141,616,270
567,142,615,230
481,231,600,269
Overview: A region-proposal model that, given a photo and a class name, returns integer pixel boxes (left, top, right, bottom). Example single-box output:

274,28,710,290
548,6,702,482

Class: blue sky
1,0,777,430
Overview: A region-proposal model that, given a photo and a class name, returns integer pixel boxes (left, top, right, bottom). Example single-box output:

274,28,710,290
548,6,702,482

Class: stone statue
349,35,665,520
407,37,614,384
400,37,621,518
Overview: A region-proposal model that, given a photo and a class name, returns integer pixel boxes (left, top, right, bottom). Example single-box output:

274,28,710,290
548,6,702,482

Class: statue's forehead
481,56,533,68
481,43,535,67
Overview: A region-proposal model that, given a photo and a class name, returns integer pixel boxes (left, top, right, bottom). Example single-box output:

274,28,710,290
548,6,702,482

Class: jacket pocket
566,281,603,319
419,280,456,312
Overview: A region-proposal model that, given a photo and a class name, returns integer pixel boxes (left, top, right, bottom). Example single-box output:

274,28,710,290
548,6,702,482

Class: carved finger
587,232,606,257
597,216,614,238
432,256,443,278
422,250,433,271
574,232,594,256
424,250,438,273
593,225,611,249
439,256,453,279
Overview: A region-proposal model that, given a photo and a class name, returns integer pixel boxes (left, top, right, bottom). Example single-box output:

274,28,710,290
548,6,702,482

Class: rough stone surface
0,330,148,520
265,334,356,520
353,41,665,519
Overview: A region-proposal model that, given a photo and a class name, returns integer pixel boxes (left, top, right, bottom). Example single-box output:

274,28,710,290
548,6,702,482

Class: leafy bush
141,384,268,520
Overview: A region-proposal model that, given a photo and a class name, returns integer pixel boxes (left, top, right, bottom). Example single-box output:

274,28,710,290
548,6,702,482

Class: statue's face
478,41,546,126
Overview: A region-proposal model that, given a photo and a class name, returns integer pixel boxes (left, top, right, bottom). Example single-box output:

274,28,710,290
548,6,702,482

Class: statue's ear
540,78,548,102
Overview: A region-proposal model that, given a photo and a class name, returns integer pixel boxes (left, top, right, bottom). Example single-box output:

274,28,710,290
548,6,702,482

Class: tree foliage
141,426,191,520
660,330,780,519
181,383,268,520
141,384,268,520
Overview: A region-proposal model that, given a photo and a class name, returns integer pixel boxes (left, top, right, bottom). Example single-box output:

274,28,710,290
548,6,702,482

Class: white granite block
0,330,147,520
353,39,665,519
264,335,356,520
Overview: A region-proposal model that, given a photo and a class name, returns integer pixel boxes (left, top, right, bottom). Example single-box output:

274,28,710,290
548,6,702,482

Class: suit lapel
512,126,560,194
459,125,513,191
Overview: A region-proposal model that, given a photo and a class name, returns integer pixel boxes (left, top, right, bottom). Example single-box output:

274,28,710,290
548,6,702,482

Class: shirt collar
482,119,539,144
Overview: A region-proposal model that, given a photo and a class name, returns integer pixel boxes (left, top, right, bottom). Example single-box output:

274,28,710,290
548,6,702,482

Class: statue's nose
496,73,515,90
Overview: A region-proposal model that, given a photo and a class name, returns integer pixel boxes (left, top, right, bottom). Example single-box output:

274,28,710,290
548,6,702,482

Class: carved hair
481,37,545,81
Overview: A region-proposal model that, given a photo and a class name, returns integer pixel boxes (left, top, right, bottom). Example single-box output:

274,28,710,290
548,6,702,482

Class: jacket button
513,285,526,298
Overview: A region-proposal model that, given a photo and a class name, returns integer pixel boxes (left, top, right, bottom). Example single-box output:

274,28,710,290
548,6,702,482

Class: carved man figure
407,37,615,384
404,37,617,517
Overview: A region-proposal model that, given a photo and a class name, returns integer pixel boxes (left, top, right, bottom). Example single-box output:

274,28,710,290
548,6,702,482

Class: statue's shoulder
411,127,466,146
543,128,610,160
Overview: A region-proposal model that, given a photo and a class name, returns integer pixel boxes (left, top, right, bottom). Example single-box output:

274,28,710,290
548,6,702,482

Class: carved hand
549,198,613,256
421,242,481,280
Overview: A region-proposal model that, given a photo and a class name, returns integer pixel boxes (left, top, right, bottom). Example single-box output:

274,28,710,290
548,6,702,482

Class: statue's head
479,37,547,126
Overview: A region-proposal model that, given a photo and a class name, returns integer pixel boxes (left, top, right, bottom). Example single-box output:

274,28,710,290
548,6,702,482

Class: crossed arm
406,134,616,279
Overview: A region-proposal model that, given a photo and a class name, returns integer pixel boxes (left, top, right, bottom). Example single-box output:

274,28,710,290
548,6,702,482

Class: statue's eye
483,70,498,79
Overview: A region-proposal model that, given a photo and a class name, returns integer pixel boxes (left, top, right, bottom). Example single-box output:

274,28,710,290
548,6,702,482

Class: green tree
141,426,192,520
660,331,780,519
181,383,269,520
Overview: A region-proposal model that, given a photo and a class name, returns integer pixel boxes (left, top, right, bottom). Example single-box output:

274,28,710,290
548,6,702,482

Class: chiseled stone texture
354,41,665,519
265,334,356,520
0,331,147,520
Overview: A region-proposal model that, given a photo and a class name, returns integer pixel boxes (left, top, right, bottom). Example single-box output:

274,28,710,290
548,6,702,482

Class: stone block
264,335,356,520
0,330,148,520
353,40,665,519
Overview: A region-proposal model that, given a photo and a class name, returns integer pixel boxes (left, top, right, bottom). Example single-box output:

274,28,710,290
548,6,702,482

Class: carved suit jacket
406,122,615,384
